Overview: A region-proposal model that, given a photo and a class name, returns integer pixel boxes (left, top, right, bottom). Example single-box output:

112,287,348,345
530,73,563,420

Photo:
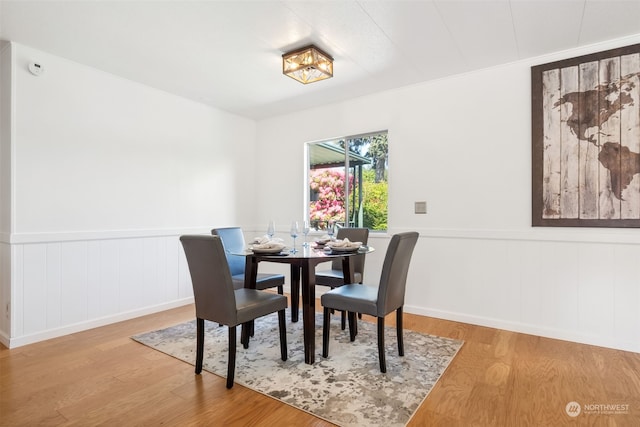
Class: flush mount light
282,45,333,84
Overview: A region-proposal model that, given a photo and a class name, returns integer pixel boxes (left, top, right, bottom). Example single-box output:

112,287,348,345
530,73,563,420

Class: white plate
326,246,360,253
251,246,286,254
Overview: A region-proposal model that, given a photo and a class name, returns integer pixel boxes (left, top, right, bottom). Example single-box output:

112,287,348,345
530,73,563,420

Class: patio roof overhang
309,142,372,169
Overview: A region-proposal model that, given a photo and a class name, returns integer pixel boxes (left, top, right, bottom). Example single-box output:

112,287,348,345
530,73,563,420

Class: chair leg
278,309,288,361
241,322,249,349
341,310,346,330
348,311,357,342
397,307,404,357
227,326,237,388
277,285,284,295
377,317,386,373
357,283,363,320
353,312,358,337
195,318,204,374
322,307,330,358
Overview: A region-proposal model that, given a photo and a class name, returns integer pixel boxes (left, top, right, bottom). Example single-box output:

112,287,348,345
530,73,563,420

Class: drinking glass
290,221,299,253
267,220,275,240
302,221,310,247
327,220,335,240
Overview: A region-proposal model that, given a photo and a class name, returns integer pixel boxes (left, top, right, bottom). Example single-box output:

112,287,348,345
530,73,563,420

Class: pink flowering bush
309,169,352,228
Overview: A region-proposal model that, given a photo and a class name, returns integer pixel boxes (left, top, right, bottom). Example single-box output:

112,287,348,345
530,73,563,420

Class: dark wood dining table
243,245,373,364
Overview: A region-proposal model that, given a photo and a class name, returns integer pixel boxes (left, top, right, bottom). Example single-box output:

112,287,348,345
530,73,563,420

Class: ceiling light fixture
282,45,333,84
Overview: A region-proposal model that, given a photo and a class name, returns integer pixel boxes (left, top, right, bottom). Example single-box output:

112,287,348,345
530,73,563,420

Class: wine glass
267,220,275,240
327,220,335,240
302,221,310,247
290,221,299,253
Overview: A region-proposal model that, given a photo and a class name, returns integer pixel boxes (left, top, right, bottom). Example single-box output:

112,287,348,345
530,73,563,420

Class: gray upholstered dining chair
180,235,288,389
315,227,369,329
321,232,419,373
212,227,285,294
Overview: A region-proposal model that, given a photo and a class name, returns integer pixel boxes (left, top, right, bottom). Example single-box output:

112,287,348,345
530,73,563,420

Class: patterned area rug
132,313,463,427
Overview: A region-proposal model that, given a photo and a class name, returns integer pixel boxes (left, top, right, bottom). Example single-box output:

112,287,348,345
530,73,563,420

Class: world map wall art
532,43,640,227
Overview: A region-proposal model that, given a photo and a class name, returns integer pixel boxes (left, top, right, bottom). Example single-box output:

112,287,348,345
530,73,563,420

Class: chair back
376,232,419,317
180,235,237,325
332,227,370,275
212,227,246,276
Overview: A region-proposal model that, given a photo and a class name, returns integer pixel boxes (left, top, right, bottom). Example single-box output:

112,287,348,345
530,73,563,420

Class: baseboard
5,297,194,349
405,305,640,354
0,330,9,348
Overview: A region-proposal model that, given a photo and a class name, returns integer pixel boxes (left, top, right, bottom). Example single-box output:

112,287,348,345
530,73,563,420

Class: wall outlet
5,302,9,319
415,201,427,214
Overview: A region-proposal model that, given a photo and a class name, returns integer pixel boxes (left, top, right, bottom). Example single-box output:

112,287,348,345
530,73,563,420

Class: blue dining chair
212,227,285,294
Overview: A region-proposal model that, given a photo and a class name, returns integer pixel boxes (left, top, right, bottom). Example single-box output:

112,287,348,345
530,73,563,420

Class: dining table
242,244,374,364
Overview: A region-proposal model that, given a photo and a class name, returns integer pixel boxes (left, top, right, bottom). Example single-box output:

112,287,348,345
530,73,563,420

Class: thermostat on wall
28,62,44,76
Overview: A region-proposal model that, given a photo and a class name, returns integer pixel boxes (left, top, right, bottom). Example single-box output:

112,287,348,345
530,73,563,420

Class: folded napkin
326,238,362,249
252,236,284,245
251,242,285,250
251,236,285,250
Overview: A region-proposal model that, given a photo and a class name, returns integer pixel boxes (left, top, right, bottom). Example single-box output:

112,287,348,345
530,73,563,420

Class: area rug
132,313,463,427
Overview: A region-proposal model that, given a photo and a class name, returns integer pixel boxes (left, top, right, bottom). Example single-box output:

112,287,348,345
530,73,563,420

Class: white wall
255,35,640,353
1,43,258,347
13,44,256,234
0,42,13,341
1,42,11,238
4,35,640,353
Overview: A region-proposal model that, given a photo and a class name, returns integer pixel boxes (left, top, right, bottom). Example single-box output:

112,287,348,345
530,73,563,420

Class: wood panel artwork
532,43,640,227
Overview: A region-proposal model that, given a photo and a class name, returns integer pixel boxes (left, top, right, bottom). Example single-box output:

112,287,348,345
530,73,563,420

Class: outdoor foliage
309,169,348,228
362,170,388,230
309,132,388,231
343,133,388,183
309,168,387,231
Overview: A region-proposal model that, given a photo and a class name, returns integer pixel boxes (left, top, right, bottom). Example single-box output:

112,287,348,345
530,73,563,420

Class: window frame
305,130,388,232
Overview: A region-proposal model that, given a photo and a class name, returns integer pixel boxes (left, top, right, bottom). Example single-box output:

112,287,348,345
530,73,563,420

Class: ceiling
1,1,640,120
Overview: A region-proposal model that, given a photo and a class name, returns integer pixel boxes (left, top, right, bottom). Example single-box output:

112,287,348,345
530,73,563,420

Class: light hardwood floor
1,300,639,426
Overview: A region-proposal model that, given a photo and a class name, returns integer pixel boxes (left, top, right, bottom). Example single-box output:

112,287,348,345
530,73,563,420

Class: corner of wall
0,42,13,341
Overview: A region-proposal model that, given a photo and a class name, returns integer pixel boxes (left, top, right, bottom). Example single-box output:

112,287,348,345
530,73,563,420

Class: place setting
311,227,366,254
248,236,288,255
323,237,365,254
248,220,334,255
248,219,369,257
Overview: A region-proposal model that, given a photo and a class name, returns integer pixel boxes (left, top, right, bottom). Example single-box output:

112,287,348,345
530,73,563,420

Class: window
306,131,388,232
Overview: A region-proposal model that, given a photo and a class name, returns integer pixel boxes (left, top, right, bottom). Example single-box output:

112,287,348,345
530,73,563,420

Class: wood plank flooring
1,301,639,426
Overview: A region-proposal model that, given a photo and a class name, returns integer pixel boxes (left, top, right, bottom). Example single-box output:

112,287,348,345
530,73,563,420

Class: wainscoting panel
5,228,640,352
0,242,11,342
7,234,192,347
60,241,89,327
613,246,640,345
405,231,640,353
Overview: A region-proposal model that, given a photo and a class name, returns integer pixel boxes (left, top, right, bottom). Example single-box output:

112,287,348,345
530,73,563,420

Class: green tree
340,134,388,183
368,133,388,183
362,170,388,230
317,132,388,230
